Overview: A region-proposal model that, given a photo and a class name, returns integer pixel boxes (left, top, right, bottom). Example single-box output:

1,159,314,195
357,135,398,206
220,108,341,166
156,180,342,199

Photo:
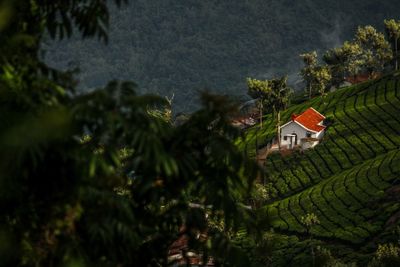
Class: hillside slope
241,73,400,266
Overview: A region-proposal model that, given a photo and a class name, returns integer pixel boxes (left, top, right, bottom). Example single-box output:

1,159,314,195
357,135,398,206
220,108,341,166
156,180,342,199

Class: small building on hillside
330,73,381,92
239,99,259,115
231,99,260,129
345,73,381,85
280,107,326,150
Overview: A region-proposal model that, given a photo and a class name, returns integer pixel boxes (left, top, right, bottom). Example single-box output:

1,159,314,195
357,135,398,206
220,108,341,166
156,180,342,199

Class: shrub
368,243,400,267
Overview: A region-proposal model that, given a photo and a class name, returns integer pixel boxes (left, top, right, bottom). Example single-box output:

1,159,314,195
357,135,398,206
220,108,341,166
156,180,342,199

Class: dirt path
256,144,278,167
255,147,268,166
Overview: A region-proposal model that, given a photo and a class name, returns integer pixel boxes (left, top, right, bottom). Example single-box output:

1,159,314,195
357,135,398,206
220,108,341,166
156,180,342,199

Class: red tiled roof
293,107,325,133
345,74,369,84
345,73,381,84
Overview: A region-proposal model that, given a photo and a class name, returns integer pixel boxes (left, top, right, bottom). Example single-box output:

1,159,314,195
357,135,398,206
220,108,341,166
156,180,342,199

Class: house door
292,133,298,145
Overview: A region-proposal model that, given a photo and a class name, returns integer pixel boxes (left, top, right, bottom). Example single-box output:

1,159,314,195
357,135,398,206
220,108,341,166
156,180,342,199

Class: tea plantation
240,72,400,266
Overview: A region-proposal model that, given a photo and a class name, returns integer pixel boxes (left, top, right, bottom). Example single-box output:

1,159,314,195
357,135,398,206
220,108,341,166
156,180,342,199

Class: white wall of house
280,122,307,148
280,121,324,149
315,129,325,139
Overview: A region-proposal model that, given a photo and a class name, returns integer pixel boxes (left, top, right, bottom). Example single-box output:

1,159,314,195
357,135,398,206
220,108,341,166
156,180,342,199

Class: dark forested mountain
44,0,400,112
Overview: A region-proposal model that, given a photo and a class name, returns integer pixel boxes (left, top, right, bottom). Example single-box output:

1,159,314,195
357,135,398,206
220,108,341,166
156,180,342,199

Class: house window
283,136,287,141
306,131,312,138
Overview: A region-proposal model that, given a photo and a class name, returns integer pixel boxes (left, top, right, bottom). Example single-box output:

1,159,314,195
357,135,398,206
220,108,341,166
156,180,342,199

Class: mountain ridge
44,0,400,113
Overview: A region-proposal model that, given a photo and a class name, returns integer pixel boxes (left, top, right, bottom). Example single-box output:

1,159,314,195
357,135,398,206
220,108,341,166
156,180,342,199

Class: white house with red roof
279,107,326,150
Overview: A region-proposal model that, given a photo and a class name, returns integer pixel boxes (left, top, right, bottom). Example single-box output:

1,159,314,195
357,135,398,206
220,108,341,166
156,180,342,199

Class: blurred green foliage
0,1,264,266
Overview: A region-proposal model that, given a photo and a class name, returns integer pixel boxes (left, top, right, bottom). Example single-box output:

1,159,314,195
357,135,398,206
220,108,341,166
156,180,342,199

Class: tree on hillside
384,19,400,70
246,77,291,150
342,41,365,79
265,77,292,151
247,78,270,128
310,65,332,98
300,51,318,99
323,41,363,86
0,1,262,266
300,51,331,98
323,47,348,88
354,25,392,76
324,25,391,86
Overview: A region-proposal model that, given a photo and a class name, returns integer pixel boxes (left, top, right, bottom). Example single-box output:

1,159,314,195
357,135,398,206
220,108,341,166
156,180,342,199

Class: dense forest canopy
44,0,400,112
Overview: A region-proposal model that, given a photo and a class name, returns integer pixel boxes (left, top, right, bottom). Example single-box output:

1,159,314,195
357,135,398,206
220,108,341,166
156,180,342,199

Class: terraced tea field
240,73,400,266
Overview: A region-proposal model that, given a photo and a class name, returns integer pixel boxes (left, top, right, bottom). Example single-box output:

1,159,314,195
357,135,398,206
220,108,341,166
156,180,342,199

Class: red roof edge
308,107,326,119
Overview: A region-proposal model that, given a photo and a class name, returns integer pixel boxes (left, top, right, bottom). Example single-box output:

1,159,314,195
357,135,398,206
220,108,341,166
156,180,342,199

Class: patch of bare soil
385,210,400,227
255,147,269,166
384,185,400,227
385,185,400,201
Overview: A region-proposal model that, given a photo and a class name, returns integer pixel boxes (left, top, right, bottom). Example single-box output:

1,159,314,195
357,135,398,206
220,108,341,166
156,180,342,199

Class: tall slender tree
310,65,332,98
323,47,348,88
300,51,318,99
301,52,331,98
266,76,292,150
246,78,270,128
384,19,400,71
246,77,291,150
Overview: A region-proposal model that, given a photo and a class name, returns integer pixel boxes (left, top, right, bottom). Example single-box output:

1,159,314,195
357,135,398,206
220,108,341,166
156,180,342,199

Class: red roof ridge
291,107,326,133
